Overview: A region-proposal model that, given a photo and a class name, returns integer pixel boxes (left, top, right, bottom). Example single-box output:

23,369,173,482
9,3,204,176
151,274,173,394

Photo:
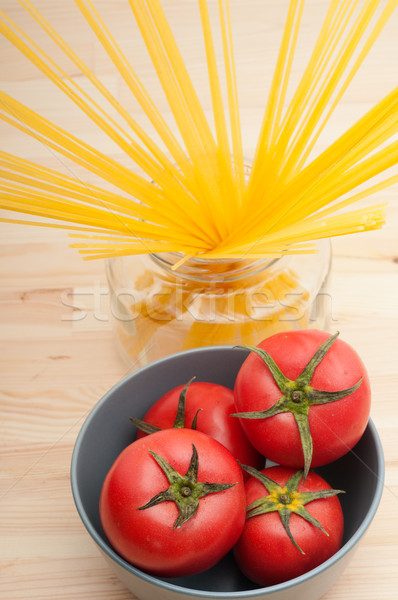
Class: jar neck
150,253,278,284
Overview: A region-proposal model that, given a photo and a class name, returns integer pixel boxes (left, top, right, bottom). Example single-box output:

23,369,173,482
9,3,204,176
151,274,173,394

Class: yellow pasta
0,0,396,262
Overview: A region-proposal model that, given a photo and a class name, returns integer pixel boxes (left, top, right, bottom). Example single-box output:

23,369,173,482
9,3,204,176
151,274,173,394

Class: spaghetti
0,0,396,261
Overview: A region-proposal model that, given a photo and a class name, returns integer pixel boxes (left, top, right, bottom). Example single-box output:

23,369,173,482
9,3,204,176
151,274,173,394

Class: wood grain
1,1,397,599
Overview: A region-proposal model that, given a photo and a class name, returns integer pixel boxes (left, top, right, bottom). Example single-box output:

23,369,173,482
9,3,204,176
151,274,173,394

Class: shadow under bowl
71,346,384,600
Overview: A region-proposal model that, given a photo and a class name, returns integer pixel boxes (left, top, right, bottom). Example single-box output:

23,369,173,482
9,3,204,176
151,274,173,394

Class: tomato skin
136,381,263,473
99,428,246,577
234,466,344,586
234,330,371,467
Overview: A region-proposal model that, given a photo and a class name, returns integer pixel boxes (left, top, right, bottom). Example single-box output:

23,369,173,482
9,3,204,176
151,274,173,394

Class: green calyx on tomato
130,376,201,434
232,332,362,479
138,443,236,529
241,464,345,554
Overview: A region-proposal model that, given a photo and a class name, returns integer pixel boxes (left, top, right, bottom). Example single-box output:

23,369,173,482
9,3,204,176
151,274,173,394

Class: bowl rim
70,345,385,598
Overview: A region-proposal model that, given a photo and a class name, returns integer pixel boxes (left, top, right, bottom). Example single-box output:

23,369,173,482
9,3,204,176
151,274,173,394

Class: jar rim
149,252,279,283
106,239,331,287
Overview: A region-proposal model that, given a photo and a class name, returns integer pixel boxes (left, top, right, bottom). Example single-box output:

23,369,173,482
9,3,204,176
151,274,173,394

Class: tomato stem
278,494,291,505
292,391,302,403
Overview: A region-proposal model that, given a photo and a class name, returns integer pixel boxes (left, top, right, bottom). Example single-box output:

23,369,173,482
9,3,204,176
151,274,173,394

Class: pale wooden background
1,1,397,599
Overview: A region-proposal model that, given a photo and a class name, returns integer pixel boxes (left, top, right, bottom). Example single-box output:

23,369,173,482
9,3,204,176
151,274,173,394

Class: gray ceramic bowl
71,346,384,600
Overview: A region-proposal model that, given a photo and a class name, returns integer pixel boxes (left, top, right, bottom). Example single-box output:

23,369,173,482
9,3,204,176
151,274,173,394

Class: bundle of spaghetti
0,0,397,262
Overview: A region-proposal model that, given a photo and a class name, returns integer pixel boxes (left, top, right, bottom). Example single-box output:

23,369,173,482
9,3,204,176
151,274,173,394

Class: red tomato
234,465,344,586
100,428,246,577
135,380,263,474
234,330,370,474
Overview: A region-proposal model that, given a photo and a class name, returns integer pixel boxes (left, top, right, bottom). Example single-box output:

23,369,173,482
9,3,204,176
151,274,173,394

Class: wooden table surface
1,2,397,599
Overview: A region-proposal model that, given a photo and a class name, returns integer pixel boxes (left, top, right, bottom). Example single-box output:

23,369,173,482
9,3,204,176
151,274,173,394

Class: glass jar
106,240,332,369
